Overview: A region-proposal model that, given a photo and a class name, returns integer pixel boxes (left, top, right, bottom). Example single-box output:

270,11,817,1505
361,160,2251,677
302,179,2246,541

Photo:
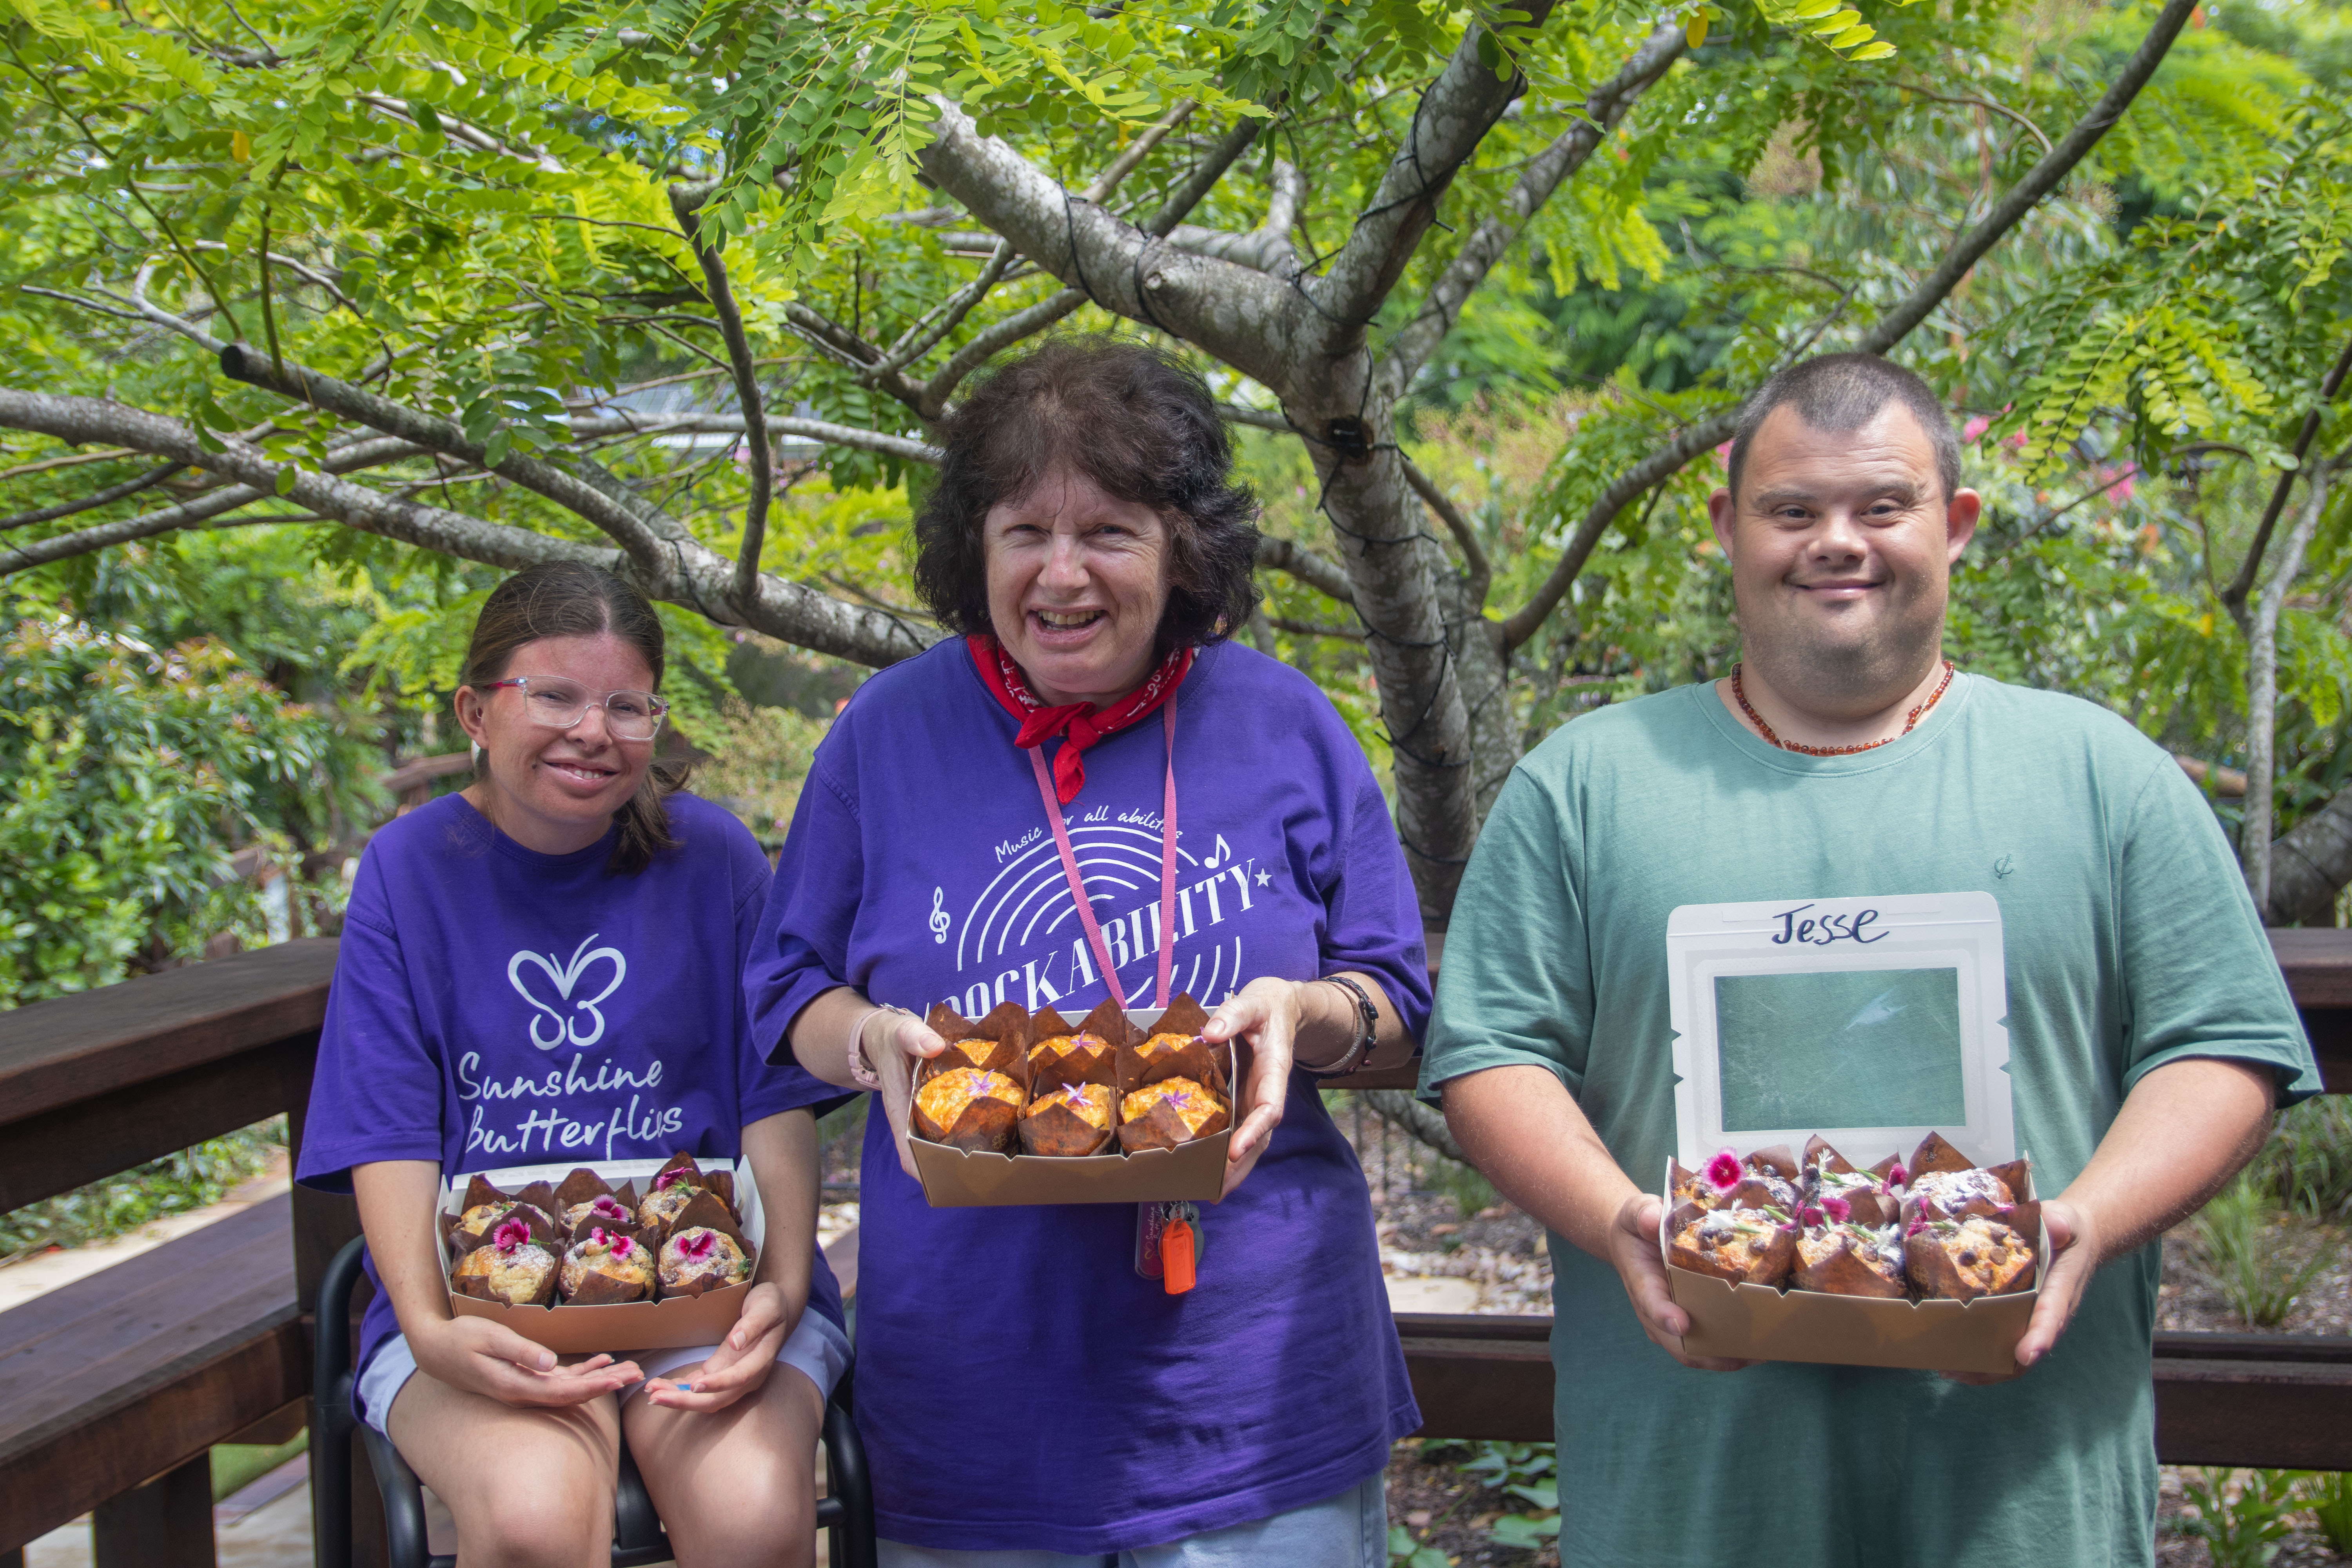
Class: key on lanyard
1134,1200,1203,1294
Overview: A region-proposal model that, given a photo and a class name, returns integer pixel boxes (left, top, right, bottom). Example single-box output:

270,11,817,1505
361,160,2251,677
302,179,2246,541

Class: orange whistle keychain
1160,1216,1197,1294
1136,1200,1203,1294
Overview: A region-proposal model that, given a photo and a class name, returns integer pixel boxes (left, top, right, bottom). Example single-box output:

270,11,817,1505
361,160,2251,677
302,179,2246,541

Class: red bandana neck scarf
967,633,1193,804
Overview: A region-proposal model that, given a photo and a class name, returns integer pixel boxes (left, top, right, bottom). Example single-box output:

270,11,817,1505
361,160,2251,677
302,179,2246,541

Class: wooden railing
1,931,2345,1564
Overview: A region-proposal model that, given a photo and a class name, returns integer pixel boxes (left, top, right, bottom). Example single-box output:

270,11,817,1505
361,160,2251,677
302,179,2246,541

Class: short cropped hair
1726,353,1961,504
912,337,1260,655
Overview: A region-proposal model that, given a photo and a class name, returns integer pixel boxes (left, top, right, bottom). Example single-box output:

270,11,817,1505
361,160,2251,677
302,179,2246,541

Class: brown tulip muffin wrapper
560,1256,653,1305
1115,1083,1232,1153
911,1063,1026,1153
1020,1081,1120,1159
661,1214,756,1298
446,1180,560,1254
1025,1000,1128,1098
452,1244,559,1306
1116,996,1230,1098
1661,1131,2047,1375
926,999,1029,1075
1793,1230,1909,1298
439,1155,764,1353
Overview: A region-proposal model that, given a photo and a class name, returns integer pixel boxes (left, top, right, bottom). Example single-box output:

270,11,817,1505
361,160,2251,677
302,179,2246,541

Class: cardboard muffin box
1657,892,2048,1376
908,996,1243,1207
438,1156,762,1355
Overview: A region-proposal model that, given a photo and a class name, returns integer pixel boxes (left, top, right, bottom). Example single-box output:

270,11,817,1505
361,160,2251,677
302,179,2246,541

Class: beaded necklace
1731,659,1957,757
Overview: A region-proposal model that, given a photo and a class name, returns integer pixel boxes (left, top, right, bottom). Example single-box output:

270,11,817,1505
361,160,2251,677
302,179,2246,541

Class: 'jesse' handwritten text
1770,903,1887,946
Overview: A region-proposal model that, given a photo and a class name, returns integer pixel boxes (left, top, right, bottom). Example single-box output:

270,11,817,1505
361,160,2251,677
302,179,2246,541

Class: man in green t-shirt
1421,353,2320,1566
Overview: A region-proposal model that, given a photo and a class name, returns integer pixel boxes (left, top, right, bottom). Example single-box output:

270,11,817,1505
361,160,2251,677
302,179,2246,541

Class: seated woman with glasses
295,562,848,1568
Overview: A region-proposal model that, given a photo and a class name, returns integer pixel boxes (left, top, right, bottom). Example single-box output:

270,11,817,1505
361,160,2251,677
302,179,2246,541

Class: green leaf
273,465,299,496
481,428,512,467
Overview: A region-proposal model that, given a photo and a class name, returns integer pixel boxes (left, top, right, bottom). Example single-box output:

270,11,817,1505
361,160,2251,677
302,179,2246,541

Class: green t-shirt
1419,672,2319,1568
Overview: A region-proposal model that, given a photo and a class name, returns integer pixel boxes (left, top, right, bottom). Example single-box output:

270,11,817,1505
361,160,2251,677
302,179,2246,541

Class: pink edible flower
1800,1206,1823,1226
1822,1196,1851,1223
1704,1150,1742,1191
492,1218,530,1254
591,1195,628,1220
653,1166,693,1192
1885,1162,1908,1191
679,1230,717,1261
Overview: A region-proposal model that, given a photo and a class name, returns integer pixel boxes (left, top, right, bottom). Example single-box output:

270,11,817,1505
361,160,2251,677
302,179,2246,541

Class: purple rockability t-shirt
746,638,1432,1554
295,792,844,1412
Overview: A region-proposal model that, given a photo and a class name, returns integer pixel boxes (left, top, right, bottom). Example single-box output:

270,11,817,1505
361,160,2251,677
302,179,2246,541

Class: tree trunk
2239,466,2328,915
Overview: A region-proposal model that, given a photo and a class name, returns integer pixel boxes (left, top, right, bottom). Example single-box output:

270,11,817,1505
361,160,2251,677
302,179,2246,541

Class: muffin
1902,1167,2016,1225
659,1225,752,1295
1031,1031,1111,1063
1117,1075,1230,1151
1793,1222,1908,1298
913,1065,1025,1152
452,1218,558,1305
1672,1149,1796,1215
560,1227,655,1303
453,1198,555,1251
1906,1215,2037,1300
562,1192,635,1237
638,1167,708,1236
1020,1080,1117,1157
1030,1080,1114,1128
1668,1207,1797,1287
1134,1031,1198,1063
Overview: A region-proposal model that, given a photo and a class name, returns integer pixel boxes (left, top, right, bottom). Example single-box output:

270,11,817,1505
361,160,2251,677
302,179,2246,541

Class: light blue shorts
359,1306,852,1435
877,1473,1387,1568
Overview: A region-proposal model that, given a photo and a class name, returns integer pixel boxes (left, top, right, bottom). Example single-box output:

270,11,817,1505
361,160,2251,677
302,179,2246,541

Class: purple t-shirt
296,792,844,1408
747,638,1431,1553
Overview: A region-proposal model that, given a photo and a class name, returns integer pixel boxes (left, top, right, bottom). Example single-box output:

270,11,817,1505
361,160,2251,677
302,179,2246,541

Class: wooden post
91,1457,214,1568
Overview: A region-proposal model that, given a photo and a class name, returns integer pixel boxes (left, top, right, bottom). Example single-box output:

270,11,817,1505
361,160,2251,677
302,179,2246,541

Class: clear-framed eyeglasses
477,676,669,741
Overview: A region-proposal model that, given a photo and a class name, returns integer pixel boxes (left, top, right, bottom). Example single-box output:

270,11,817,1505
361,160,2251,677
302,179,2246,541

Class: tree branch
1308,0,1561,350
1254,533,1357,603
0,460,183,531
1500,0,2202,651
1854,0,2198,356
671,184,772,610
913,98,1301,390
0,390,944,667
1163,158,1303,273
2221,330,2352,617
1383,24,1684,390
1403,454,1490,601
1,437,422,573
568,412,940,465
218,343,674,571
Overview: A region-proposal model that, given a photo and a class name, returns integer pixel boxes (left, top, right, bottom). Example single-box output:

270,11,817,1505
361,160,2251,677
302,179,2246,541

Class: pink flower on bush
1961,415,1991,444
1705,1149,1742,1191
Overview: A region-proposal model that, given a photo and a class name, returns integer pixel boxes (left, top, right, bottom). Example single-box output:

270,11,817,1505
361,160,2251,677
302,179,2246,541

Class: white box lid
1664,891,2014,1167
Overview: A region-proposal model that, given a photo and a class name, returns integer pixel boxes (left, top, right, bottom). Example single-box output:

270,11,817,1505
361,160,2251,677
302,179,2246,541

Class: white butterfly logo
507,934,628,1050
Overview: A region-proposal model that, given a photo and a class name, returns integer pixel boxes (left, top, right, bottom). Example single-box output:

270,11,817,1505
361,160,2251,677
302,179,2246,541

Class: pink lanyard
1025,696,1180,1010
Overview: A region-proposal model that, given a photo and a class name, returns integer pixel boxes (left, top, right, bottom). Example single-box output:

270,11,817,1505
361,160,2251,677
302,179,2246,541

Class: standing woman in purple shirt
296,563,850,1568
746,338,1432,1566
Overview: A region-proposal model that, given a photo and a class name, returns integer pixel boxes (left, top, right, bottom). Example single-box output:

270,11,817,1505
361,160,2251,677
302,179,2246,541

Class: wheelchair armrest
361,1423,451,1568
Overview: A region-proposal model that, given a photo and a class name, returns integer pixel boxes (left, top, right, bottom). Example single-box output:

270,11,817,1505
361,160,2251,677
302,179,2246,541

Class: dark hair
459,561,685,875
1726,353,1961,504
912,337,1259,654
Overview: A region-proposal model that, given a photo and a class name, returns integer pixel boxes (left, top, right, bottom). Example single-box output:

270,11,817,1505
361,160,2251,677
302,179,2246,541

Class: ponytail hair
459,562,686,875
